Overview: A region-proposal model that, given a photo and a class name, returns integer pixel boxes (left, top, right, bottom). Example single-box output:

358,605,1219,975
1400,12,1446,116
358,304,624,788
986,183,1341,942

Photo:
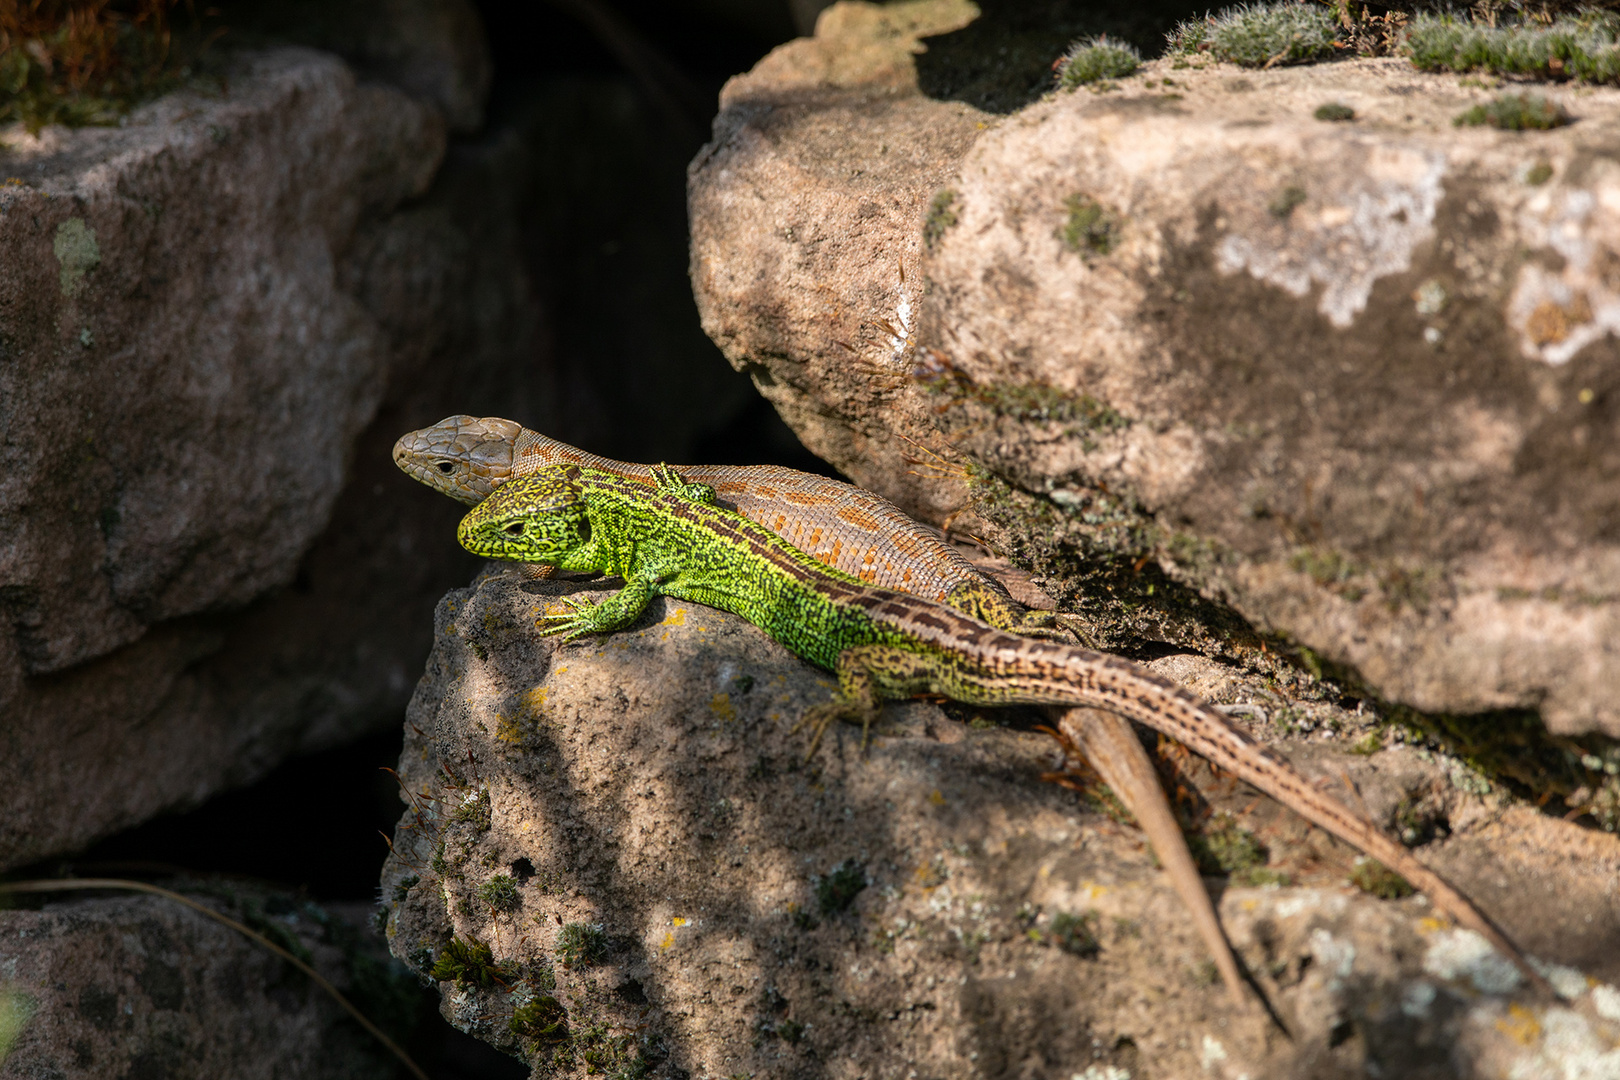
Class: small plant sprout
556,921,608,969
1055,37,1142,88
1169,3,1340,68
477,874,521,912
1454,93,1573,131
1404,13,1620,83
814,859,867,916
1047,912,1101,958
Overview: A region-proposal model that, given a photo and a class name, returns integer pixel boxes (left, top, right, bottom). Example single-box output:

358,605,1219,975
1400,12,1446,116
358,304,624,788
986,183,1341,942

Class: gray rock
380,567,1620,1078
0,887,413,1079
688,2,1620,739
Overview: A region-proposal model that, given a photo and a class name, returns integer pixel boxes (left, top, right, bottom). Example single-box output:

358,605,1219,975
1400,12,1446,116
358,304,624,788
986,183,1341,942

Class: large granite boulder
379,567,1620,1077
688,1,1620,747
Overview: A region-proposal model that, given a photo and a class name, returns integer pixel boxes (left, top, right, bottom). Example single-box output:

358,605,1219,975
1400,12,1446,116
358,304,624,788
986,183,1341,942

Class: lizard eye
435,460,456,474
503,522,525,537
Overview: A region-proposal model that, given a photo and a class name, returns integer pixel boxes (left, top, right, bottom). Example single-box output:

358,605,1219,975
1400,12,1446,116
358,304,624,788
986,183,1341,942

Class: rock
688,4,1620,740
0,885,417,1079
379,568,1620,1078
0,49,450,870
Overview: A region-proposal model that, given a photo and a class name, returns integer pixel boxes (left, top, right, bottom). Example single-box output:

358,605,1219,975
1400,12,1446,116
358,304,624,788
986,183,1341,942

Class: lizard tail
1051,659,1556,998
1057,707,1252,1009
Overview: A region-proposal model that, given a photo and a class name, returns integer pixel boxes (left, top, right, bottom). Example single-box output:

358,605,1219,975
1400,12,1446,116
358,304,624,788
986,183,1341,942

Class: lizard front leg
539,577,658,641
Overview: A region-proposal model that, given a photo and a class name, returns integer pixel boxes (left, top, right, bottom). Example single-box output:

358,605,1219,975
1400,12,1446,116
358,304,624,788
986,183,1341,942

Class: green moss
1231,866,1290,887
0,990,36,1064
1268,185,1308,218
1349,859,1415,899
452,787,492,830
1190,813,1267,874
1526,160,1555,185
1059,194,1120,257
431,937,510,988
1405,12,1620,83
391,875,420,902
814,859,867,916
1169,3,1340,67
1046,911,1100,958
556,921,608,969
1454,92,1573,131
510,994,568,1042
923,189,958,249
1313,102,1355,121
476,874,521,912
1349,732,1383,755
1055,36,1141,87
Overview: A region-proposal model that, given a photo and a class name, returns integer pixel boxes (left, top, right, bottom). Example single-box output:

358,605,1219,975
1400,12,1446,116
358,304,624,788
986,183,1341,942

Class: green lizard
396,415,1253,1002
456,462,1551,996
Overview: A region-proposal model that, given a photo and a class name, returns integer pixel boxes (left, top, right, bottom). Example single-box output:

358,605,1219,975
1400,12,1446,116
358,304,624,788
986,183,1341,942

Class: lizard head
457,467,594,566
393,415,524,505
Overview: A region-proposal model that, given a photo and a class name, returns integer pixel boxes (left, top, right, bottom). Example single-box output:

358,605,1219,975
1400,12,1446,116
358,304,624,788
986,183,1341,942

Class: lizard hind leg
942,580,1067,640
793,649,896,759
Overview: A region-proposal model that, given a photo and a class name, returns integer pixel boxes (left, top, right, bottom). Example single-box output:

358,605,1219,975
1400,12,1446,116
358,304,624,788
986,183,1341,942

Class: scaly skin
458,464,1552,997
393,415,1034,628
396,415,1249,1001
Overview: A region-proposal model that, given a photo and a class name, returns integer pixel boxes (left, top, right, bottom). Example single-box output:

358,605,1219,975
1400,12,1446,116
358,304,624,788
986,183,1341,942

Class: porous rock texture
0,888,412,1079
380,568,1620,1079
689,0,1620,740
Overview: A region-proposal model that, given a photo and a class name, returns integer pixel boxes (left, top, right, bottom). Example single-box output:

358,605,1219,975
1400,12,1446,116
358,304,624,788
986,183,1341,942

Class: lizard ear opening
577,518,591,543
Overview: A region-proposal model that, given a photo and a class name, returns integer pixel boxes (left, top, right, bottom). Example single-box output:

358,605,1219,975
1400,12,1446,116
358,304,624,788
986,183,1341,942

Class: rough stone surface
0,887,413,1079
0,49,451,870
689,2,1620,740
380,568,1620,1079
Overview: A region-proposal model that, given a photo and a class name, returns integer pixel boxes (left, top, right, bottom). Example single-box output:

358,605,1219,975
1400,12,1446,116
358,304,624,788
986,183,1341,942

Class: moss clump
510,994,569,1042
1350,858,1415,899
923,189,957,249
1190,813,1267,875
476,874,521,913
0,1,212,133
1047,912,1100,958
814,859,867,916
452,787,492,830
556,921,608,969
1454,92,1572,131
1055,36,1141,87
431,937,510,988
1404,13,1620,83
1314,102,1355,122
1059,194,1120,257
1169,3,1340,68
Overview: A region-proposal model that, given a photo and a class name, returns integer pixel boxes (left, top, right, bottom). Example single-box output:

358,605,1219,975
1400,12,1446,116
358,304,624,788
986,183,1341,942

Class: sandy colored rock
689,4,1620,740
380,568,1620,1078
0,887,413,1079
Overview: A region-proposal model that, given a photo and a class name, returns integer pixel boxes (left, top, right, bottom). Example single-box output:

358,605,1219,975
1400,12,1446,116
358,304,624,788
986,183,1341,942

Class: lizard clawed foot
537,595,605,642
791,698,878,760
